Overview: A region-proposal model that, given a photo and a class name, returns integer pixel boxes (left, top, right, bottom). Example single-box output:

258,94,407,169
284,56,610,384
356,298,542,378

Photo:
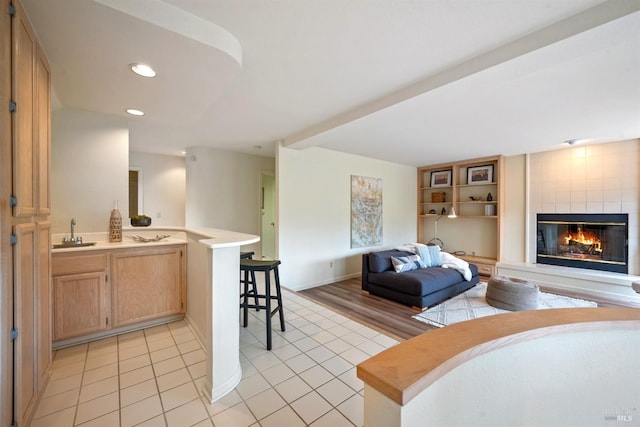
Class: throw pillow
415,245,434,267
391,255,426,273
426,245,442,267
369,250,413,273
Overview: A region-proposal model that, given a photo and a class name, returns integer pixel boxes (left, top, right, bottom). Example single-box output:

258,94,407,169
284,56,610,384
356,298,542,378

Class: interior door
260,172,276,260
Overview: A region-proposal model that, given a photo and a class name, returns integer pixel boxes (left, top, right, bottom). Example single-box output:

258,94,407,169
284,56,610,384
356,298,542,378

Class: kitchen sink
52,242,97,249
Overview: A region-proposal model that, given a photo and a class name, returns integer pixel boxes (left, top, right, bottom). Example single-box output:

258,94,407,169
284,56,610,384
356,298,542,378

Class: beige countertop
51,226,259,253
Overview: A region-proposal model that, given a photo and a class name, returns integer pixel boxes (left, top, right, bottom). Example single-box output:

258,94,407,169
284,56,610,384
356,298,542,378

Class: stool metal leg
265,270,272,350
274,266,285,332
250,270,259,311
242,269,249,327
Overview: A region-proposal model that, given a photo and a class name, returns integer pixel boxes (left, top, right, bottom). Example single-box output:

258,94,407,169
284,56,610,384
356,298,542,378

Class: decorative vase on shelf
487,192,493,201
109,200,122,242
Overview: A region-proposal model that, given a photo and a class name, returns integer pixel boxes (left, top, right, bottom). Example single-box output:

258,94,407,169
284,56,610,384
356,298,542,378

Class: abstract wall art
351,175,383,248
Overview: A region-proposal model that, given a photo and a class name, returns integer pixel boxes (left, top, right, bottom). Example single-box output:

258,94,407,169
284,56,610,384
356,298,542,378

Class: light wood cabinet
12,221,51,425
53,273,108,341
11,0,36,218
12,0,50,217
418,155,503,263
8,1,52,426
459,255,496,277
111,246,186,328
36,222,51,389
13,223,37,425
35,45,51,215
52,244,186,345
52,252,109,341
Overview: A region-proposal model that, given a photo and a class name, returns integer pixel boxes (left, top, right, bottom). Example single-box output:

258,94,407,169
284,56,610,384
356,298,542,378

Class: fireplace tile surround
498,140,640,305
528,140,639,275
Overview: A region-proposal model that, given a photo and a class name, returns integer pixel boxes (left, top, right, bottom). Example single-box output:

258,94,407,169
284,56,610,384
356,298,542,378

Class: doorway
260,172,276,260
128,168,143,218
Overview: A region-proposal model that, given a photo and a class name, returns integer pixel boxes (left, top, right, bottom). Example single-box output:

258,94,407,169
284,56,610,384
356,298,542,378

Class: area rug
413,282,597,328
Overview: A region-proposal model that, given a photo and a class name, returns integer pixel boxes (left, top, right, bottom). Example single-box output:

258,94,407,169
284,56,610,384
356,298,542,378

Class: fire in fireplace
537,213,628,274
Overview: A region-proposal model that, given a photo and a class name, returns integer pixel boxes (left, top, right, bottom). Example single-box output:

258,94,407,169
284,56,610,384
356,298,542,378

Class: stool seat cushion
240,259,281,271
486,275,540,311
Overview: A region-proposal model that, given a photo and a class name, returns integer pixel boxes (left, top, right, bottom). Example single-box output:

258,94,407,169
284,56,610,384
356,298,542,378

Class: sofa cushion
486,275,540,311
368,266,469,297
391,255,426,273
368,250,413,273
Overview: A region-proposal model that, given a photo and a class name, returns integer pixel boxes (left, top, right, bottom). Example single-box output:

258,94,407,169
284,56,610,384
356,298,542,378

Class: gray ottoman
486,275,540,311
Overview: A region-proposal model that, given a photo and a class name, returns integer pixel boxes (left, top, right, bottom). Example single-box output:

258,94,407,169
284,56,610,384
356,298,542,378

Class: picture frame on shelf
467,165,493,185
430,170,452,187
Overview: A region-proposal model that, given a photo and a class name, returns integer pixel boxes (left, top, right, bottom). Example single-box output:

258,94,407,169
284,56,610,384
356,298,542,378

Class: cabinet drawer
475,263,495,276
52,252,108,276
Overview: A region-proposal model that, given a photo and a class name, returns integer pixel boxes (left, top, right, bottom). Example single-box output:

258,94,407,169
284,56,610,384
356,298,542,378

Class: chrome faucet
61,218,82,245
70,218,76,242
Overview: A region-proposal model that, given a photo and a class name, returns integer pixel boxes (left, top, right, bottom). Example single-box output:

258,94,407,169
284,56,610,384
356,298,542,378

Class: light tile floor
31,289,399,427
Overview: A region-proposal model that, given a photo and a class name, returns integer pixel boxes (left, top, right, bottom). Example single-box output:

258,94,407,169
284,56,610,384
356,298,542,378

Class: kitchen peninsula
51,226,260,403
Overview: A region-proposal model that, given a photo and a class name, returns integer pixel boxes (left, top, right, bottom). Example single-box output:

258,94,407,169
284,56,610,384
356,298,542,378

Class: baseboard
52,314,185,350
184,314,206,350
286,272,361,291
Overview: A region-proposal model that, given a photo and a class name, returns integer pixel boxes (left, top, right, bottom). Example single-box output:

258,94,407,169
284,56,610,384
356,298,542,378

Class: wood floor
298,276,639,341
298,277,436,340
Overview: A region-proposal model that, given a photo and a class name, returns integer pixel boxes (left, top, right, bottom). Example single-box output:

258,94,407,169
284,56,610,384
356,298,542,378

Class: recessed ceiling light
126,108,145,116
129,63,157,78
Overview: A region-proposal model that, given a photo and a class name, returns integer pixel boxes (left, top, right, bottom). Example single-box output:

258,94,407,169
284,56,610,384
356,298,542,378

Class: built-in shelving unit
418,155,503,272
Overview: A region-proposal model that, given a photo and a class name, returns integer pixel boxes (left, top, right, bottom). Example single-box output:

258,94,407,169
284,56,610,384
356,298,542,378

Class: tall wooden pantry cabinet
1,0,52,425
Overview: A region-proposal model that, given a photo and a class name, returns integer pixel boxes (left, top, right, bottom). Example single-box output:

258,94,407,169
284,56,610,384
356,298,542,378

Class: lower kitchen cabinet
52,251,109,341
52,244,186,345
53,271,108,340
111,245,186,328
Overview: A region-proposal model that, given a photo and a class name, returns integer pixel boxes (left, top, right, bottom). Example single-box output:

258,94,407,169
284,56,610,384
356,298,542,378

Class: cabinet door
11,0,36,217
13,223,37,424
53,272,108,341
111,246,185,328
35,47,50,215
37,222,51,387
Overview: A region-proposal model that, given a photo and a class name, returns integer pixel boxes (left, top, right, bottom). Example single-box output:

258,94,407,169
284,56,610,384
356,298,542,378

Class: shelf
417,155,502,262
420,214,497,219
458,201,497,205
420,186,452,190
457,183,496,189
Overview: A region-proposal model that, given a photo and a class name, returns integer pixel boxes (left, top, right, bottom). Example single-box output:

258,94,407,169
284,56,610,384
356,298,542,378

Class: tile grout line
32,291,396,427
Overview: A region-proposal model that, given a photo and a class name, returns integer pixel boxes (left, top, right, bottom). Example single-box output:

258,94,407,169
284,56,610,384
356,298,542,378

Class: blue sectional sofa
361,249,480,310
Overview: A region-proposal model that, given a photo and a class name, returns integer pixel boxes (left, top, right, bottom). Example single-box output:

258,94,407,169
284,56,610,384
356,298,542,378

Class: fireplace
536,213,628,274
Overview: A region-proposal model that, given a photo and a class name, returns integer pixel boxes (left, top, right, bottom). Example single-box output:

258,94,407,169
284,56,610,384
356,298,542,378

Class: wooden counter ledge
357,307,640,406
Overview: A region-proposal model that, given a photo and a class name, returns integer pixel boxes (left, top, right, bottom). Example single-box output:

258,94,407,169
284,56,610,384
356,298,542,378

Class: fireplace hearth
536,213,628,274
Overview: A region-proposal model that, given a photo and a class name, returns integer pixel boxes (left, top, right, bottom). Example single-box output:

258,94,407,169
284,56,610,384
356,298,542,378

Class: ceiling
21,0,640,167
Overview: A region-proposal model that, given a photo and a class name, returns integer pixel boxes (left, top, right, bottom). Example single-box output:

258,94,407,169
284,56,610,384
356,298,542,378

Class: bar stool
240,252,258,310
239,259,285,350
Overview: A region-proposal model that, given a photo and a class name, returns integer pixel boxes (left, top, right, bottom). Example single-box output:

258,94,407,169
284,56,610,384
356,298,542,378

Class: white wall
529,139,639,274
185,147,275,256
278,145,417,291
501,154,527,262
51,109,129,234
129,152,186,227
